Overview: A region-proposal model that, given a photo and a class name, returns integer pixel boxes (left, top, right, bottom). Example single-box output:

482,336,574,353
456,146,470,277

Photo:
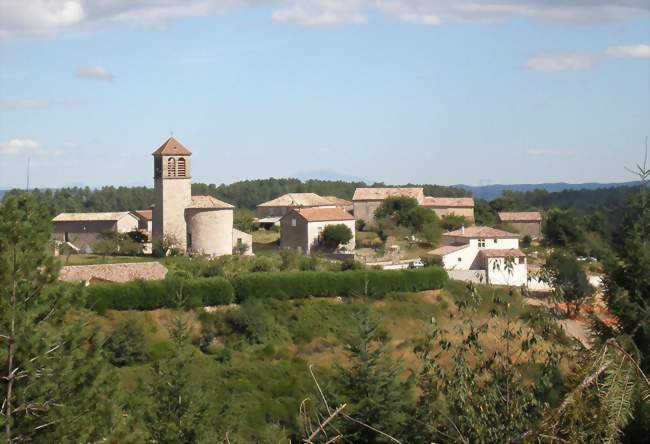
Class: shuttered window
167,158,176,177
177,157,186,177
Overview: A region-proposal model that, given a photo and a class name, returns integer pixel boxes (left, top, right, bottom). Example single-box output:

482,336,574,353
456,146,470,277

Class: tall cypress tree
0,194,121,443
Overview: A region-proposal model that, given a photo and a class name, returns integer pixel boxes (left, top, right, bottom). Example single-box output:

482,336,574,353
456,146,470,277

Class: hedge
85,276,235,313
83,267,447,311
231,266,448,302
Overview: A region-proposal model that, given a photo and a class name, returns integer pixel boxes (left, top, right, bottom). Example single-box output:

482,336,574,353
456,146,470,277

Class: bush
231,267,448,302
356,219,366,232
441,214,467,231
103,315,149,366
321,224,353,250
85,276,235,313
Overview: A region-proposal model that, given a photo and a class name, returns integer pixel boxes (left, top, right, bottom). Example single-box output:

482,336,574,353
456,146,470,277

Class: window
187,233,192,248
518,257,525,264
291,218,296,227
478,238,486,248
167,158,176,177
493,239,498,244
177,157,186,177
457,257,462,262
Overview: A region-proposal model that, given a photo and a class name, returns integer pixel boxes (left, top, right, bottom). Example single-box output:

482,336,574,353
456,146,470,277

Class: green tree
103,315,149,367
332,309,412,443
234,208,256,233
142,290,211,443
441,214,467,231
0,194,120,443
321,224,353,250
543,208,585,251
542,252,595,318
374,196,419,224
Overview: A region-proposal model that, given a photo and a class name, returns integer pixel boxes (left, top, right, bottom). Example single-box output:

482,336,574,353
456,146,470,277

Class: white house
280,207,356,254
428,226,528,286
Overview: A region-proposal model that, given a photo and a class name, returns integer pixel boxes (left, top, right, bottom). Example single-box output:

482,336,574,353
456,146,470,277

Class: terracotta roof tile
323,196,353,207
52,212,137,222
352,187,424,201
428,244,469,256
422,197,475,207
498,212,542,222
290,207,355,222
134,210,152,221
186,195,234,209
444,226,519,239
152,137,192,156
257,193,334,207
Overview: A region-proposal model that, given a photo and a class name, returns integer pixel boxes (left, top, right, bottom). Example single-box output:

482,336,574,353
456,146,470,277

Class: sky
0,1,649,189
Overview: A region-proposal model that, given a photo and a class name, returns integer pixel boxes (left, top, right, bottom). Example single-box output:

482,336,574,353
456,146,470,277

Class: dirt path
524,297,593,349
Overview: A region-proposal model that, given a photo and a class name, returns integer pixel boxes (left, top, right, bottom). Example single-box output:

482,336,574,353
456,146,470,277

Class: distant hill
0,190,6,200
456,181,639,201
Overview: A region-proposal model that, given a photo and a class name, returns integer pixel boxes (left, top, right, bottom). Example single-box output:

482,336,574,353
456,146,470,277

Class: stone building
422,197,475,222
497,211,543,239
52,211,140,253
352,187,425,226
280,207,356,254
151,137,250,256
256,193,335,228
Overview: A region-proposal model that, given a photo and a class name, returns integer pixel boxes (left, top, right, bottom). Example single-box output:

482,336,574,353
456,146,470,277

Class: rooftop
444,226,519,239
352,187,424,201
291,207,355,222
428,244,469,256
59,262,168,284
52,211,136,222
480,248,526,258
134,209,152,221
186,195,234,209
257,193,334,208
498,211,542,222
323,196,353,207
422,197,475,207
152,137,192,156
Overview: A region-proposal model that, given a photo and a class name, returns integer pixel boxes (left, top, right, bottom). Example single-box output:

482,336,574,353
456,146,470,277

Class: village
51,136,548,289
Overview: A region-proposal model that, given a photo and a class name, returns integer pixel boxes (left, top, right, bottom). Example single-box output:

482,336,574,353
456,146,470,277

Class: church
151,137,252,256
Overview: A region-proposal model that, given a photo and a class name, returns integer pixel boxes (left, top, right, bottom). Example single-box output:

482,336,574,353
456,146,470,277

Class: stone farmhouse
52,211,140,253
323,196,354,213
352,187,476,226
280,207,355,254
422,197,475,222
497,211,543,239
352,187,425,226
256,193,335,228
428,226,528,286
134,209,153,232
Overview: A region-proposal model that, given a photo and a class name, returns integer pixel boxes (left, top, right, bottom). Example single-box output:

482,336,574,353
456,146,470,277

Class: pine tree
332,308,412,443
0,194,121,443
142,290,211,443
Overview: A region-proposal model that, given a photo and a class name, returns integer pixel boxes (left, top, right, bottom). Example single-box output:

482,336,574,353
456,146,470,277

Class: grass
58,254,158,266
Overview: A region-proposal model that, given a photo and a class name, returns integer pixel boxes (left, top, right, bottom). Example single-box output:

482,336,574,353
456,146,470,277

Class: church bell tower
152,137,192,252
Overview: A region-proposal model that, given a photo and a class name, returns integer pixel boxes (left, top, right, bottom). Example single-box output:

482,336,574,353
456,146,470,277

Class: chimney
461,225,465,235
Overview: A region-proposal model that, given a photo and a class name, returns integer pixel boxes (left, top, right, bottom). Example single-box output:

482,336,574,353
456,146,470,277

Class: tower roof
152,137,192,156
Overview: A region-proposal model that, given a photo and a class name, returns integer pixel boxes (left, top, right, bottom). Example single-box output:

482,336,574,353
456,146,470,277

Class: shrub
321,224,353,250
231,267,447,302
103,315,149,366
356,219,366,232
441,214,467,231
85,276,235,312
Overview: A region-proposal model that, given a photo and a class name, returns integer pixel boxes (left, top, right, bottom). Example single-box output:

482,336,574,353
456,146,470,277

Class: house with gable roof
280,207,356,254
428,226,528,286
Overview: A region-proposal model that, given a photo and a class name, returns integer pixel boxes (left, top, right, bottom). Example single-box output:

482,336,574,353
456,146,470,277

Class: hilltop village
51,137,544,286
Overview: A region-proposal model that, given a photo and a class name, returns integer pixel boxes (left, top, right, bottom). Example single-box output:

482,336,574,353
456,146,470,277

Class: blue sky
0,1,648,189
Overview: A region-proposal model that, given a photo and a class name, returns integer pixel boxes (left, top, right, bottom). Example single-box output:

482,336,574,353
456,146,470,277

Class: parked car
408,259,424,269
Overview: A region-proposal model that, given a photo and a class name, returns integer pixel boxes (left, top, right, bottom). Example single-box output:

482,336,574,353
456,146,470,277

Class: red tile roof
422,197,474,207
498,211,542,222
186,195,234,209
152,137,192,156
292,207,355,222
480,249,526,258
135,210,152,221
444,226,519,239
428,244,469,256
258,193,333,207
352,187,424,201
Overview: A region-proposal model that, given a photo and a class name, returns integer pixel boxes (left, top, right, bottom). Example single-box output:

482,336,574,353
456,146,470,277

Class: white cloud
527,148,576,157
605,44,650,58
272,0,366,26
0,0,647,38
525,54,595,72
76,66,114,81
0,99,48,110
0,138,66,156
0,138,41,155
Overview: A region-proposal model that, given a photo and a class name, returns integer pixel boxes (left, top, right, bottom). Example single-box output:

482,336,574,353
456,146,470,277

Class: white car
408,259,424,269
